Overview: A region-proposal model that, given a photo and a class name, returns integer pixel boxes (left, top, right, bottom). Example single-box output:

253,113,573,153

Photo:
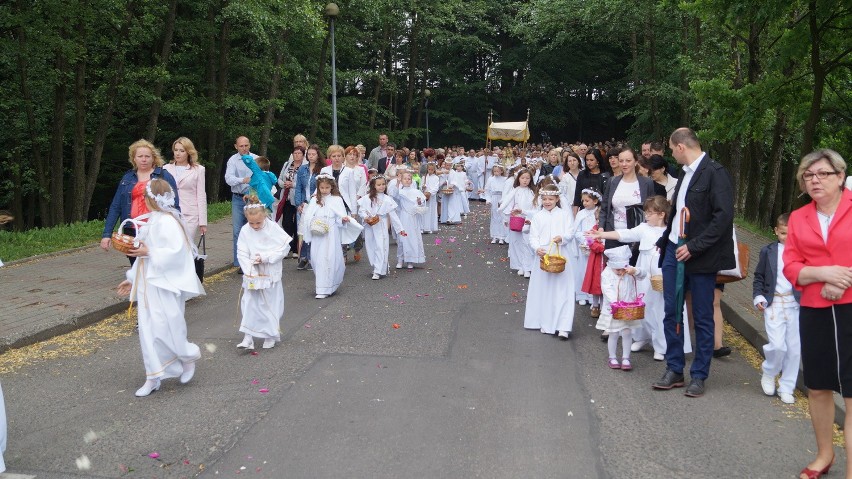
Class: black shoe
713,346,731,358
600,333,609,343
297,259,308,270
652,369,685,390
684,378,706,397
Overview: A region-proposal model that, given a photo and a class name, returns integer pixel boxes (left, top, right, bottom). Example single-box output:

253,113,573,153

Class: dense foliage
0,0,848,230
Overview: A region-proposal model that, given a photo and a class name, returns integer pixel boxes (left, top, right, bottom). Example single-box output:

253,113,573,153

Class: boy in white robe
524,185,575,338
237,198,292,350
117,179,204,397
395,171,427,268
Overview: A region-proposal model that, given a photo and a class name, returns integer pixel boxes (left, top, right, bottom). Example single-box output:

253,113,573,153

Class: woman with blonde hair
164,137,207,241
101,139,179,264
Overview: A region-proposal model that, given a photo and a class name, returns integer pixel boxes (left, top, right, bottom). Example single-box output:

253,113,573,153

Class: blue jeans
662,241,716,379
231,194,246,267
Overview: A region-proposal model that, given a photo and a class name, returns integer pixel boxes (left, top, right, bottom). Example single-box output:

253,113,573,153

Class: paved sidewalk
0,217,236,352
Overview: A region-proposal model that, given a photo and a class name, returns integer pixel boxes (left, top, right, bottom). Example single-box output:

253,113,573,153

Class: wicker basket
650,275,663,292
441,188,455,195
611,275,645,320
112,232,136,254
539,241,567,273
364,215,380,226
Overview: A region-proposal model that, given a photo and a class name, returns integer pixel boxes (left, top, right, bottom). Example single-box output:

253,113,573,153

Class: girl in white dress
501,169,537,278
483,164,508,244
588,196,671,361
395,170,427,269
524,185,576,338
442,162,467,224
236,196,292,351
558,153,581,216
358,176,406,279
303,175,351,299
572,188,602,306
421,162,440,233
595,245,646,371
116,179,204,397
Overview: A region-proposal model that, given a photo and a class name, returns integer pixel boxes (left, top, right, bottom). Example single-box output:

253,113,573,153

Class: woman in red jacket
783,149,852,479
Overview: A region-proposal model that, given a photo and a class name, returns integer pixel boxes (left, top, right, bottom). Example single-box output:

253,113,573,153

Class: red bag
509,216,525,232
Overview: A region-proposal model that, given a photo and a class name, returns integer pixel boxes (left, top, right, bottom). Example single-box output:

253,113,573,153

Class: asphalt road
0,203,839,479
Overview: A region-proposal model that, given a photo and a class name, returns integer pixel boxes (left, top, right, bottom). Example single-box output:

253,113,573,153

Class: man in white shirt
367,134,389,169
224,136,258,268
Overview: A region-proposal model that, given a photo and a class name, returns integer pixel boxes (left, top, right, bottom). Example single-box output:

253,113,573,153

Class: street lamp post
326,3,339,145
424,89,431,148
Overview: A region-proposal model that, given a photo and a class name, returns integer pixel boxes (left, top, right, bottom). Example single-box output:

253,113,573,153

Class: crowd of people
96,128,850,479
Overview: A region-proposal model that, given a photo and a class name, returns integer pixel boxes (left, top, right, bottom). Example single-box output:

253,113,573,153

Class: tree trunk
799,0,824,161
14,0,47,229
144,0,178,142
728,36,743,211
260,30,289,156
70,40,88,222
679,14,690,127
742,23,763,220
205,4,219,200
760,107,788,227
647,14,660,138
48,45,69,227
309,31,331,141
211,14,232,200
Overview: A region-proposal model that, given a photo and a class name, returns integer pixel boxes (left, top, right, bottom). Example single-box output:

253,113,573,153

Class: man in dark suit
377,143,396,176
653,128,735,398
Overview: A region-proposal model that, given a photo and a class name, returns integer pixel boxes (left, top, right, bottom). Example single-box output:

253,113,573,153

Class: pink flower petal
251,379,260,385
250,351,259,356
259,388,269,393
148,452,160,459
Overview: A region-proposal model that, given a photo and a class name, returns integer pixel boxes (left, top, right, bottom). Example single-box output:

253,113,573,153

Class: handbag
195,234,206,282
716,227,749,284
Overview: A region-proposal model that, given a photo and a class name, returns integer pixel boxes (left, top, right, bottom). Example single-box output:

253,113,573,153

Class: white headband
243,203,266,212
581,188,602,201
539,189,560,196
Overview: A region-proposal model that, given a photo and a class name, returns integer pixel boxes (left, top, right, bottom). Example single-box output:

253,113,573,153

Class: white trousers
761,295,801,394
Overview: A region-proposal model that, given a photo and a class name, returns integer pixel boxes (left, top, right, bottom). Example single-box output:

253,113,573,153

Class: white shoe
237,336,255,350
630,340,649,352
262,339,276,349
315,294,328,299
558,330,570,339
578,299,588,306
778,392,795,404
499,239,506,245
517,269,524,276
540,328,547,333
424,230,432,234
396,263,403,269
407,264,413,269
180,361,196,384
491,238,498,244
371,273,380,280
653,352,665,361
523,271,531,278
135,379,161,397
761,374,776,396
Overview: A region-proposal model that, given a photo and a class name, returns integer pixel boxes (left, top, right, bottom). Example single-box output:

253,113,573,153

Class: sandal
608,358,621,369
800,456,834,479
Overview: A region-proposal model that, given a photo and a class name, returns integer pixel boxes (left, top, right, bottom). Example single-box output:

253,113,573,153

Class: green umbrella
675,207,690,335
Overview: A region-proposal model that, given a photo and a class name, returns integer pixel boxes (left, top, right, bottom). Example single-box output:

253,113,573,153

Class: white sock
607,332,620,359
592,295,601,307
621,328,633,359
244,333,253,343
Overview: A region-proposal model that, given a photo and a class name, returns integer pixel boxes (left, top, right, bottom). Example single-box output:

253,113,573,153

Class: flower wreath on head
539,189,560,197
581,188,602,201
316,173,336,182
243,203,266,212
146,181,176,209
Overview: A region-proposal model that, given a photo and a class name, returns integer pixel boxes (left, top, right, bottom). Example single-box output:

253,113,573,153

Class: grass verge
0,201,231,263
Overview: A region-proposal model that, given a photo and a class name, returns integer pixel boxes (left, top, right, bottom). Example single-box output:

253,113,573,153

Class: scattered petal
184,459,191,465
567,411,574,417
259,388,269,393
304,324,312,328
148,452,160,459
76,455,92,470
204,343,217,353
392,323,400,329
457,284,468,289
250,351,259,356
435,238,442,245
251,379,260,385
83,430,99,444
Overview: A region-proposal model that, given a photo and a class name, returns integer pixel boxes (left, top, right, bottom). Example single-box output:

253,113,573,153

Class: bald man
224,136,258,268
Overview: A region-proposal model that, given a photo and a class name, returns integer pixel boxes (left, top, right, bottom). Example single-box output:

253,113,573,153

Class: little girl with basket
596,245,646,371
523,185,575,339
236,195,292,351
358,176,406,279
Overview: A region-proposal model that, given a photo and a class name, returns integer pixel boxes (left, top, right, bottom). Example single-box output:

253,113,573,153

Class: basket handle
543,241,559,266
616,273,639,302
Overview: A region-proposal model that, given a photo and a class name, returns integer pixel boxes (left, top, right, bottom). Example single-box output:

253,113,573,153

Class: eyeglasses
803,170,839,181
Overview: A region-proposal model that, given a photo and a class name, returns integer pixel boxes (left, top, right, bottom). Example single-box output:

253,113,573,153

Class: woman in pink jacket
164,137,208,241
